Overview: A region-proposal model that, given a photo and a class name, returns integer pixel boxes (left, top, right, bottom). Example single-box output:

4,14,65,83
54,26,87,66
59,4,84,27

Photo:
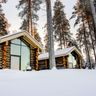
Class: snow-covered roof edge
38,46,82,60
0,31,43,50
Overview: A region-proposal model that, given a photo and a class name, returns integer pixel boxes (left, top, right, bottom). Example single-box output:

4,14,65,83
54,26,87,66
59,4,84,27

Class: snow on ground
0,69,96,96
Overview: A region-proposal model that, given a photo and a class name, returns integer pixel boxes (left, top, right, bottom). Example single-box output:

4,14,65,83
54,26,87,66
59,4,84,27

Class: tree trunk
81,0,92,68
87,20,96,68
60,31,63,49
89,0,96,44
28,0,34,37
82,15,92,69
62,35,66,48
89,0,96,27
46,0,56,69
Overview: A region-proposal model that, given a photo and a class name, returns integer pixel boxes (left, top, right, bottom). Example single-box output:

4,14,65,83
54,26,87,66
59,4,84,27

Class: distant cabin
38,47,82,70
0,31,42,71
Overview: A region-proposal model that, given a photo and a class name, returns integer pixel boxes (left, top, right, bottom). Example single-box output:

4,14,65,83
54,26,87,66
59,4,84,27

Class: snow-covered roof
38,46,82,60
0,31,43,50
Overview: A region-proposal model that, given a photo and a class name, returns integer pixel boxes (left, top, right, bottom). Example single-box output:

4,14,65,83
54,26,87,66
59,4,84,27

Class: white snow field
0,69,96,96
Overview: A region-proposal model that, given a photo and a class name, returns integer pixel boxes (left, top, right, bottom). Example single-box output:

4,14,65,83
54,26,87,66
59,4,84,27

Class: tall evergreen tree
80,0,96,68
53,0,71,49
33,26,42,44
0,0,9,36
70,0,96,68
16,0,42,36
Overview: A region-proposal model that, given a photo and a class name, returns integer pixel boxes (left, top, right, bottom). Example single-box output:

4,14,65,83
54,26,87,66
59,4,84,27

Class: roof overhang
0,31,43,51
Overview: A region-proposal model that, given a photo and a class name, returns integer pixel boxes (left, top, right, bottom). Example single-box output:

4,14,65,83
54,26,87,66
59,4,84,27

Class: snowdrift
0,69,96,96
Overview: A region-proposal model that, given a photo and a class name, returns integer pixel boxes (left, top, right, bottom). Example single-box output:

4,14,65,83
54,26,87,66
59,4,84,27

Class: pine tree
53,0,70,49
81,0,96,68
33,26,42,44
16,0,42,36
0,1,9,36
70,0,96,69
68,37,80,50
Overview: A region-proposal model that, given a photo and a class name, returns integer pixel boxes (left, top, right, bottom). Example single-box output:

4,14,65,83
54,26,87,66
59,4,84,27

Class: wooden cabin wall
2,42,10,69
0,42,10,69
35,48,39,70
30,47,39,70
56,57,64,69
56,56,69,69
38,59,49,70
63,56,69,68
0,44,3,69
76,55,81,69
2,42,6,68
30,47,36,70
6,42,11,68
38,56,69,70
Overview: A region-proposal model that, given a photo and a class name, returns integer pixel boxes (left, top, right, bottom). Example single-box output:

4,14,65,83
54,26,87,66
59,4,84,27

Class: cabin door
11,56,20,70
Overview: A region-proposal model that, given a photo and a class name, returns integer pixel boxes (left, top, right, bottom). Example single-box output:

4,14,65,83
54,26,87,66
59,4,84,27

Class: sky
2,0,77,46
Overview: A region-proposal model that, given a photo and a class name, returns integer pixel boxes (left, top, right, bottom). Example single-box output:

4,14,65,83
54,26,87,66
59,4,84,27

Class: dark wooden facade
38,59,49,70
56,56,69,69
38,51,82,70
0,44,3,69
30,47,39,70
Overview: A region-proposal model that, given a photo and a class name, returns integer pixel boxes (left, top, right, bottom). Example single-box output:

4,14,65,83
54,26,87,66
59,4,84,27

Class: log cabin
0,31,42,71
38,47,82,70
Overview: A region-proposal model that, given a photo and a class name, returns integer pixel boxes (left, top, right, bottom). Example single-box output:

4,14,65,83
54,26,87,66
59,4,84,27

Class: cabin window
21,45,30,71
11,44,20,55
68,54,76,68
11,38,30,71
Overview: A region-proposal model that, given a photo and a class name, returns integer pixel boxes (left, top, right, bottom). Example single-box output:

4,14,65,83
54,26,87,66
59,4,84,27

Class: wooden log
63,56,69,68
30,48,36,70
0,45,3,68
2,41,10,69
2,42,7,68
45,60,48,69
35,48,39,70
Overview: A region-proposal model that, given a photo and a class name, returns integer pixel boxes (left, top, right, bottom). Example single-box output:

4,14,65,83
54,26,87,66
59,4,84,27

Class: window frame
10,38,30,70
